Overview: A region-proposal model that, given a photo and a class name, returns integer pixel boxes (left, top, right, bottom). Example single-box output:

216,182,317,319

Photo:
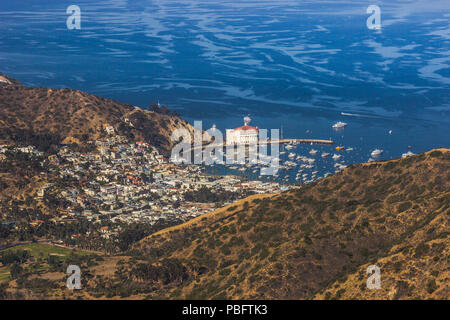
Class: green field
1,243,94,259
0,243,98,283
0,268,10,282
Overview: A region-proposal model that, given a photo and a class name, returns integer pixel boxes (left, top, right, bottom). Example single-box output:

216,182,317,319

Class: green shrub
397,201,412,213
426,279,437,293
429,151,442,158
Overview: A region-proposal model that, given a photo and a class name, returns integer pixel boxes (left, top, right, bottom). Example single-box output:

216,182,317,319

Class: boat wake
341,112,384,119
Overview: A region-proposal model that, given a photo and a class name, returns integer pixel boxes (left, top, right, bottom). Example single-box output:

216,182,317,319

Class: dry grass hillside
118,148,448,300
0,73,192,155
1,142,448,298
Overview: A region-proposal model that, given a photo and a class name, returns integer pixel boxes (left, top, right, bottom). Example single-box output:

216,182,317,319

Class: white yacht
332,121,347,129
402,151,415,158
285,161,297,167
371,149,383,157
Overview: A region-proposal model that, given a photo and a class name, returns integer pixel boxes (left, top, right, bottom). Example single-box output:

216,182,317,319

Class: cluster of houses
0,144,44,161
14,132,288,238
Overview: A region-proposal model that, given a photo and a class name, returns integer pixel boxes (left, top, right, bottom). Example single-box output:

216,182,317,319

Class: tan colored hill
0,73,192,155
120,148,448,300
1,149,448,299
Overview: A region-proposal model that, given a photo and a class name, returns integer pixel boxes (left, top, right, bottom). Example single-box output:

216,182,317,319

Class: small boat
335,146,345,151
371,149,383,157
332,154,342,161
332,121,347,129
285,161,297,167
309,149,318,155
288,152,296,158
321,152,330,158
402,151,415,158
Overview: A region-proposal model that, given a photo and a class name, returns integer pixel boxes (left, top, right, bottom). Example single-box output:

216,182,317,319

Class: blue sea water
0,0,449,182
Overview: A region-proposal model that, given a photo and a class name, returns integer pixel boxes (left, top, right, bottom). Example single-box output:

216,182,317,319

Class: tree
10,262,23,279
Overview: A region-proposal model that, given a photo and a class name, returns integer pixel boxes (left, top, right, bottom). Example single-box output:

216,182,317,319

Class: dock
183,138,334,154
271,139,334,145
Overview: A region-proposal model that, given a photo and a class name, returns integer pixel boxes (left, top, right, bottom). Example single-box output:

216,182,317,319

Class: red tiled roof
233,125,258,131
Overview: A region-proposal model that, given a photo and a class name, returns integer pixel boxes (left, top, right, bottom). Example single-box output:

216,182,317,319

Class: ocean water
0,0,449,182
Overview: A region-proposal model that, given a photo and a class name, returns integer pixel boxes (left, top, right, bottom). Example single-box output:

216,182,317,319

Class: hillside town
0,127,287,242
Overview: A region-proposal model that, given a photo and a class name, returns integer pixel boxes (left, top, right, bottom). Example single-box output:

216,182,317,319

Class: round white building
226,117,259,145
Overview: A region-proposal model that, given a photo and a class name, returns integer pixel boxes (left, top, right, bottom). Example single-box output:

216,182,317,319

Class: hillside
1,146,448,299
0,73,193,155
117,148,447,300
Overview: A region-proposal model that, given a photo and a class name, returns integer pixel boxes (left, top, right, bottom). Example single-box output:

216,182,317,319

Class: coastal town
0,0,448,302
0,125,287,244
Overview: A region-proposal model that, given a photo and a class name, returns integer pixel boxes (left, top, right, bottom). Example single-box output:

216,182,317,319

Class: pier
269,139,334,145
183,138,334,154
